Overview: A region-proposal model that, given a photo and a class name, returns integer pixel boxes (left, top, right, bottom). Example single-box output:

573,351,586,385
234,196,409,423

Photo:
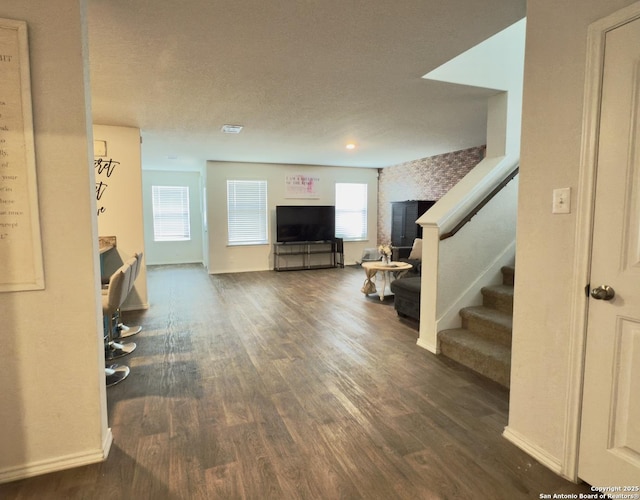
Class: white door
578,11,640,485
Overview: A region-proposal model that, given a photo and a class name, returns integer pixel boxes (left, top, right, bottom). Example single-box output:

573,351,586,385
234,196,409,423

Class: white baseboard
103,427,113,460
416,336,439,354
503,425,563,476
0,428,113,484
121,302,149,312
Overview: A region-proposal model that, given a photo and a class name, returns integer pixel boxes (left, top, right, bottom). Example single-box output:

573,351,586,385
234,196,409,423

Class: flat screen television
276,205,336,243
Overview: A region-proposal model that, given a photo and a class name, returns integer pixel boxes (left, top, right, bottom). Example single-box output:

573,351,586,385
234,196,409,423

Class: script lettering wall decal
94,157,120,216
0,19,44,292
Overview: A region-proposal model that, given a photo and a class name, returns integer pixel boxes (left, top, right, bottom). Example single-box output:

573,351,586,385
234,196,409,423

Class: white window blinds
151,185,191,241
227,180,268,245
335,183,368,241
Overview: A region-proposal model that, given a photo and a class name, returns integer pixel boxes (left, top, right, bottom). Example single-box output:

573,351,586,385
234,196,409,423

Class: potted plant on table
378,244,392,265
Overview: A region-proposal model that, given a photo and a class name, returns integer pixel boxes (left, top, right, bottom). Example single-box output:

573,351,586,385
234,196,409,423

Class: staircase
438,265,514,387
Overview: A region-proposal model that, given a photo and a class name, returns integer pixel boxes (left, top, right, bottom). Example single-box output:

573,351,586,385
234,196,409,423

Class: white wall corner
417,225,440,354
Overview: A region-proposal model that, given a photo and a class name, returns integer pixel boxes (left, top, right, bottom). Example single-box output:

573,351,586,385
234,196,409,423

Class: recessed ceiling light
345,143,356,150
221,124,244,134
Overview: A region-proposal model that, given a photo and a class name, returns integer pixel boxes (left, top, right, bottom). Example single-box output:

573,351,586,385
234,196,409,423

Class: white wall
0,0,109,482
94,124,148,310
424,18,526,160
206,161,378,273
142,170,204,265
506,0,638,479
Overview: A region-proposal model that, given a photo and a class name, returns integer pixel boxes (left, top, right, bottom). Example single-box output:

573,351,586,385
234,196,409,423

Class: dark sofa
389,244,421,321
390,275,421,320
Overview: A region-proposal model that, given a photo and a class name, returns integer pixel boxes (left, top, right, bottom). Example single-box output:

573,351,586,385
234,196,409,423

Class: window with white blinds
151,185,191,241
335,182,368,241
227,180,268,245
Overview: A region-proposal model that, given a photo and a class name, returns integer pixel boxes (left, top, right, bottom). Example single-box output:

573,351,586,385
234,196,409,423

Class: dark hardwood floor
1,264,593,499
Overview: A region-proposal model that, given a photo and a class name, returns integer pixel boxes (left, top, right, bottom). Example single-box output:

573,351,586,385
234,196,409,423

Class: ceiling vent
221,124,244,134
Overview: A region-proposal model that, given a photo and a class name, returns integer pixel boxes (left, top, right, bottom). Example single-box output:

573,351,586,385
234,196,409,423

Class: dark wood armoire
390,200,436,247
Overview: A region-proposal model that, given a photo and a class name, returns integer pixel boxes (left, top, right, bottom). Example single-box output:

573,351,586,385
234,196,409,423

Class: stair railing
439,165,519,241
416,158,520,355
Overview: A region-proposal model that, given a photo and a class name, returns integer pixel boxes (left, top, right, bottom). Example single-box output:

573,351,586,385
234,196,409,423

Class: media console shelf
273,240,344,271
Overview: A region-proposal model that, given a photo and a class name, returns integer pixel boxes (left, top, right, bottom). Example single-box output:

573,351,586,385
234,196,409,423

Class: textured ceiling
86,0,526,170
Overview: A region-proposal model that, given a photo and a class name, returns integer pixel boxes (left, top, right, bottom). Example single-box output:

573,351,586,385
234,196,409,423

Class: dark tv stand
273,240,344,271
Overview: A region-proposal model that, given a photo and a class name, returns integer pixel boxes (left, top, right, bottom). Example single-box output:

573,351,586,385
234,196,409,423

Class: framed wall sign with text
285,174,320,199
0,19,44,292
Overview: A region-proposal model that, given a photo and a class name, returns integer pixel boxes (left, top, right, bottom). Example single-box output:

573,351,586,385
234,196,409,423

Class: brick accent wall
377,145,486,243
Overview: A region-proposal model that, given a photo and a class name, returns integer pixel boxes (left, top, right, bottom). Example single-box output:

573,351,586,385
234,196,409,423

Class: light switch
552,187,571,214
94,140,107,157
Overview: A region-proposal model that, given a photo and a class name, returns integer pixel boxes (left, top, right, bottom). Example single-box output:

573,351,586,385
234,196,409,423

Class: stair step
460,306,512,347
481,284,514,315
436,266,515,387
439,328,511,387
501,265,515,286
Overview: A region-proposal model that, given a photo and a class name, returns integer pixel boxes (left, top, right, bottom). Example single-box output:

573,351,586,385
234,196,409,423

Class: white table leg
379,270,388,301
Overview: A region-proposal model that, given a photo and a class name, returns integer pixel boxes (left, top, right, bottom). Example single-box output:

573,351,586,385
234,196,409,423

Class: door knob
590,285,615,300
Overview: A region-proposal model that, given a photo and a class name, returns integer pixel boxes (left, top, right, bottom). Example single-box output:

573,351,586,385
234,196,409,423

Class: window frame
226,179,269,246
151,185,191,242
335,182,368,241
